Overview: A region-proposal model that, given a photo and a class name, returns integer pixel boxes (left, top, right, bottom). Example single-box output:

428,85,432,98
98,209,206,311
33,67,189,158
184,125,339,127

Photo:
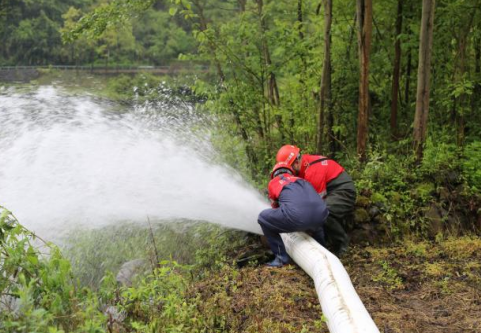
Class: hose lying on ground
281,232,380,333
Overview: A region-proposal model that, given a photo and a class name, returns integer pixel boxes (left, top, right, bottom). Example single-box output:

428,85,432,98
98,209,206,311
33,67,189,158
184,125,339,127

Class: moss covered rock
354,208,370,224
356,195,371,208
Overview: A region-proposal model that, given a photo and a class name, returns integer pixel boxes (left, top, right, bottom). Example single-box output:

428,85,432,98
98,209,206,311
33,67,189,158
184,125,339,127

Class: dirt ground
192,236,481,333
344,237,481,333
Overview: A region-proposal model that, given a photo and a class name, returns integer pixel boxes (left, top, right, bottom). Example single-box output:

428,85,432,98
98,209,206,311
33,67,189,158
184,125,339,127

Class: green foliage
0,206,107,332
350,137,479,239
64,221,246,287
118,262,204,333
0,206,255,333
372,260,404,291
62,0,156,42
463,141,481,191
420,138,460,177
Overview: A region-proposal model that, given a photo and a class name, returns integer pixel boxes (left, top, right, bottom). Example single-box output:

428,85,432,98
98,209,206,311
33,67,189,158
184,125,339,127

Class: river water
0,85,266,239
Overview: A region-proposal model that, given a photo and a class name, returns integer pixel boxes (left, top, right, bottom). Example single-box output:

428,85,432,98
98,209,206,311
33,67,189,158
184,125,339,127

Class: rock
354,208,370,224
447,171,460,184
104,306,127,333
104,305,126,322
425,204,444,238
350,227,374,245
116,259,148,287
0,295,20,317
369,206,381,219
356,195,370,208
438,187,450,202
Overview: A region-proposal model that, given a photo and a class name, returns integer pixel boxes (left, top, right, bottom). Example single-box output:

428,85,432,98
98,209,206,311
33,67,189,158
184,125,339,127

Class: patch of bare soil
191,237,481,333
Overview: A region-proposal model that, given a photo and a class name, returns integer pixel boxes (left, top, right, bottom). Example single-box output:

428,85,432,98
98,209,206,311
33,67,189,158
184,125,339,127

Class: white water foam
0,86,267,238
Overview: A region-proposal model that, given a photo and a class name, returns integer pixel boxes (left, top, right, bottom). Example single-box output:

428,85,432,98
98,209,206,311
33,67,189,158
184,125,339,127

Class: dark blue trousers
258,180,328,263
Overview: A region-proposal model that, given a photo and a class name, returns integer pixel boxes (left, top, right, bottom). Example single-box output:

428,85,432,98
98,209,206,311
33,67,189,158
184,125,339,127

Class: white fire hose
281,232,380,333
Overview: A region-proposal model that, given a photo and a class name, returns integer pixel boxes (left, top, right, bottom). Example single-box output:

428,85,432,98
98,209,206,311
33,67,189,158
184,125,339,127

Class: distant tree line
0,0,196,66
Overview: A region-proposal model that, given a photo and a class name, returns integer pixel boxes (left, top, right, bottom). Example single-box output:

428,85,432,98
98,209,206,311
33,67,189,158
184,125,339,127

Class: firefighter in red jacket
276,145,356,257
258,162,329,267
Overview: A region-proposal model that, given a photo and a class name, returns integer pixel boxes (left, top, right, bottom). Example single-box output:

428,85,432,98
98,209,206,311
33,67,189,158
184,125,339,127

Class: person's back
298,154,347,197
258,162,329,267
268,174,328,225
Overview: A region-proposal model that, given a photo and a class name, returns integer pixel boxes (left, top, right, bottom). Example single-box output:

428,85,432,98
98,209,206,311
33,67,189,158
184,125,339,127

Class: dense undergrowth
0,206,256,333
345,138,481,242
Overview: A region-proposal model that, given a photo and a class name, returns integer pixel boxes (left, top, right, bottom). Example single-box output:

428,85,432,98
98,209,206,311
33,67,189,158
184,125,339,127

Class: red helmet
276,145,300,166
270,161,294,179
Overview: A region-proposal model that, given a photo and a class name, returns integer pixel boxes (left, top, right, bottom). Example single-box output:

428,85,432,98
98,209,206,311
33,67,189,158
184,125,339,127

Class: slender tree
453,4,478,146
473,34,481,118
356,0,373,161
390,0,403,138
317,0,333,154
256,0,283,146
413,0,435,163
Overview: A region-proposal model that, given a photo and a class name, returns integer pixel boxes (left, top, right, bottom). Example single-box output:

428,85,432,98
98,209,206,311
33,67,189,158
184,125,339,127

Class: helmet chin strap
272,168,293,179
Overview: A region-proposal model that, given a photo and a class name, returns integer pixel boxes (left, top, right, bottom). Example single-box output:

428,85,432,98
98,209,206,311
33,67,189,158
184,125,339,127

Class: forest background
1,0,481,241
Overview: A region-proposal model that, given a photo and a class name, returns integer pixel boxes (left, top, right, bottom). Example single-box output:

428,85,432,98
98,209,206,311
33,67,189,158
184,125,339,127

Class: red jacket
268,173,301,208
298,154,344,197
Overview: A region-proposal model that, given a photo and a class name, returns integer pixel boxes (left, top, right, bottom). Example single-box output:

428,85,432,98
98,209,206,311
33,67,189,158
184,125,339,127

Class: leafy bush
0,206,107,333
463,141,481,191
1,207,254,332
420,138,460,178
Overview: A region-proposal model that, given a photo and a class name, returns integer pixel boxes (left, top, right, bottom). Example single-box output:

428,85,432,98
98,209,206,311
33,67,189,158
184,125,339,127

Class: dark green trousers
324,173,356,257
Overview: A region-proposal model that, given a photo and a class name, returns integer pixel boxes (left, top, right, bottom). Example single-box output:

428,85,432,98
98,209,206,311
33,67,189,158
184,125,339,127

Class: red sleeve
268,176,284,208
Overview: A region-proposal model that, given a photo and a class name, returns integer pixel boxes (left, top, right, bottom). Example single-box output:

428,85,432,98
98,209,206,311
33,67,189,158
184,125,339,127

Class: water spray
0,85,379,332
0,86,265,237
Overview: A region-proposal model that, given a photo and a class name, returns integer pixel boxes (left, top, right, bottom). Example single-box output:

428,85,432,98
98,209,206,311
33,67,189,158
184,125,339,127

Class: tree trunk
298,0,304,40
356,0,373,162
454,7,477,147
455,32,468,147
256,0,283,142
296,0,307,143
317,0,333,155
413,0,435,163
404,46,412,107
193,0,225,83
257,0,280,107
472,35,481,119
403,1,414,109
390,0,403,138
237,0,246,12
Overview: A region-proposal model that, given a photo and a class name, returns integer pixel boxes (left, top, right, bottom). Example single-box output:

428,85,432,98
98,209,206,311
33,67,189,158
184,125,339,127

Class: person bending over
258,162,329,267
276,145,356,257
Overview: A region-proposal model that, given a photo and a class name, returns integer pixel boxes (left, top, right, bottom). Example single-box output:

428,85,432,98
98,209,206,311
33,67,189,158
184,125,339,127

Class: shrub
0,206,107,333
463,141,481,191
